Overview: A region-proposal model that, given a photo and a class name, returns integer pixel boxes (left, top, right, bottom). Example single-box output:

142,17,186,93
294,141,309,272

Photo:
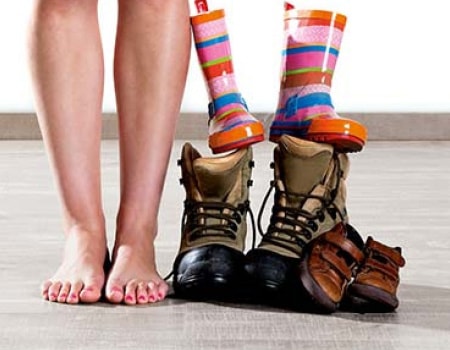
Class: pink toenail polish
149,295,155,302
125,295,134,302
70,294,77,299
60,294,66,298
139,295,146,302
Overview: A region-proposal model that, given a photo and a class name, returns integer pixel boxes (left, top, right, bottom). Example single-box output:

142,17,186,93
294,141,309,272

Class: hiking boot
270,7,367,153
344,237,406,312
172,142,254,299
245,135,349,301
191,7,264,154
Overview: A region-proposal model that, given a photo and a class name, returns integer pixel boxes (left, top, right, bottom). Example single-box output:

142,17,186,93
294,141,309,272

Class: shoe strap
322,230,364,264
283,93,333,118
365,237,405,267
363,258,399,281
320,250,353,281
208,93,248,118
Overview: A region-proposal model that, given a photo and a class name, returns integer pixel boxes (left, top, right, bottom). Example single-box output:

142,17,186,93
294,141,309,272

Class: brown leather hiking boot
344,237,406,312
299,223,364,313
172,142,254,299
244,135,349,301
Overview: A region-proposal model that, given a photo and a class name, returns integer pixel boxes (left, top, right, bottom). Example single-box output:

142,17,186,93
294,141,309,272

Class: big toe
79,283,102,303
106,281,124,304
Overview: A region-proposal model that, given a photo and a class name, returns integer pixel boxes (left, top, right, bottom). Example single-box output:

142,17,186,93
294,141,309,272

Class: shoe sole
344,283,399,312
210,122,265,154
270,118,367,153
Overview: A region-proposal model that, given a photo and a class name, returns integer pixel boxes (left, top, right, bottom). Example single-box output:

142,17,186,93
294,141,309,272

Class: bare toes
106,281,124,304
124,279,139,305
41,280,52,300
57,282,71,303
157,281,169,301
79,283,102,304
136,282,149,304
147,281,160,303
48,282,62,302
67,281,83,304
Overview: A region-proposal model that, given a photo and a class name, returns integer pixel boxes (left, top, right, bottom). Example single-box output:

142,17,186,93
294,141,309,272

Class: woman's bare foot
41,227,107,304
105,234,169,305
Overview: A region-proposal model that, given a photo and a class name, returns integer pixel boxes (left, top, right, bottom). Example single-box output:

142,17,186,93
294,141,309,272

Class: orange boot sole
209,121,265,154
270,118,367,153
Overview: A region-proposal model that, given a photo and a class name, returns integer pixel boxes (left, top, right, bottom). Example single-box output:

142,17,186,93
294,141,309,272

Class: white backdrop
1,0,449,113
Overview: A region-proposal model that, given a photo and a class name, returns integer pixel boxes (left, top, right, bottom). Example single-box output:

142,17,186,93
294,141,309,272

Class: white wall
1,0,449,113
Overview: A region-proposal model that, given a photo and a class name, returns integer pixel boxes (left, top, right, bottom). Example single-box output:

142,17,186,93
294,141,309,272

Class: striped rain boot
270,7,367,153
191,1,264,154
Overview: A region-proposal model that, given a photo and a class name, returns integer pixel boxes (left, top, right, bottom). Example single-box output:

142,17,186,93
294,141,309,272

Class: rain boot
191,2,265,154
270,7,367,153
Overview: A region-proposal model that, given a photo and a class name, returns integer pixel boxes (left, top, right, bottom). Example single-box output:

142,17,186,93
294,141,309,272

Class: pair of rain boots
191,3,367,155
172,135,351,305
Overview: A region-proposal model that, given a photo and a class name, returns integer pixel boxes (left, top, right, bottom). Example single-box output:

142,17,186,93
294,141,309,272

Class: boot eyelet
308,221,318,231
318,212,325,222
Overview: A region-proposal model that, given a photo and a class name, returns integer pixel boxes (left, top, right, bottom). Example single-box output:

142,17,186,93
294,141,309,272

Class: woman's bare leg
28,0,106,304
105,0,190,304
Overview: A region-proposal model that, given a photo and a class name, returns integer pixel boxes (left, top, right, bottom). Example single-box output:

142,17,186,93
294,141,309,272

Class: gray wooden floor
1,140,449,350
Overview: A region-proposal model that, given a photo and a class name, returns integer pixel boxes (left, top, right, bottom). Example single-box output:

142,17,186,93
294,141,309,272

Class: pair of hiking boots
171,135,405,313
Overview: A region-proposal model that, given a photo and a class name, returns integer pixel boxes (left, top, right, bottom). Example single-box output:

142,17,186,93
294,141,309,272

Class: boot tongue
192,150,244,202
278,136,334,197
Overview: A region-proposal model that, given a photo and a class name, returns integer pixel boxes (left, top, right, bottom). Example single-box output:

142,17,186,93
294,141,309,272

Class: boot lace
182,199,255,246
257,154,345,257
164,199,256,281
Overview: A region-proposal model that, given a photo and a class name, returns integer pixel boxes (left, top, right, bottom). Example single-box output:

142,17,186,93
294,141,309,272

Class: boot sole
174,274,236,300
270,118,367,153
210,122,265,154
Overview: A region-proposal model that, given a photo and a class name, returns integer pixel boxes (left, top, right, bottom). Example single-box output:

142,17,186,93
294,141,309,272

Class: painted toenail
60,294,66,298
149,295,155,302
158,293,164,299
70,294,77,299
125,295,133,302
139,296,146,302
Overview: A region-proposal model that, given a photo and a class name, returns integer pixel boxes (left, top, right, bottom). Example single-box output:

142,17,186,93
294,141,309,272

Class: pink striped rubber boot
270,8,367,153
191,6,264,154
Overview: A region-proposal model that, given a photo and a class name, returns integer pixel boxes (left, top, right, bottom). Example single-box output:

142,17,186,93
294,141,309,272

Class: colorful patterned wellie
270,9,367,153
191,9,265,154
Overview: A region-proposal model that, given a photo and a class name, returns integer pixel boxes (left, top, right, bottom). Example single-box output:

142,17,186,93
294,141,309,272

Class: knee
33,0,97,20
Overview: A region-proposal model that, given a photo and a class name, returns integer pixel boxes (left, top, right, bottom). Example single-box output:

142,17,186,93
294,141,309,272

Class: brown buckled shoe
299,223,364,313
344,237,406,312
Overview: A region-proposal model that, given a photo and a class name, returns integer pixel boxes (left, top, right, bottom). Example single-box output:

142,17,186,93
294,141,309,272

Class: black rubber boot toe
173,244,244,300
244,249,300,304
